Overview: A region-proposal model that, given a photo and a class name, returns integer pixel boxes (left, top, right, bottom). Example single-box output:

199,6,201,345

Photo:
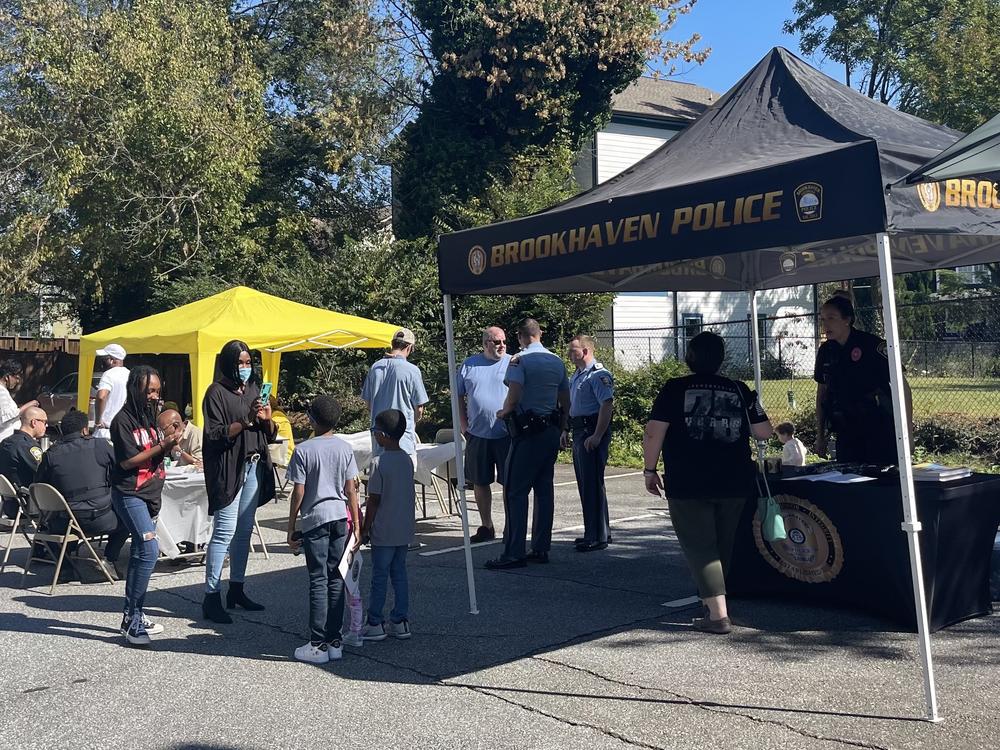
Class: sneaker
342,631,364,648
327,639,343,661
294,642,329,664
387,619,411,639
361,622,387,641
124,617,151,646
120,612,164,636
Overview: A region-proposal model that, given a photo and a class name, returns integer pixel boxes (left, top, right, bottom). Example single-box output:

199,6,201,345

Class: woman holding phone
201,340,278,623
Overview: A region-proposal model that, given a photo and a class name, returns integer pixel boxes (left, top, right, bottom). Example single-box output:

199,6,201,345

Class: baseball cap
393,328,416,345
96,343,127,360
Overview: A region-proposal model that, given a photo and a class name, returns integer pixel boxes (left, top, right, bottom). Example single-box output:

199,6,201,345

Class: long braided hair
122,365,161,430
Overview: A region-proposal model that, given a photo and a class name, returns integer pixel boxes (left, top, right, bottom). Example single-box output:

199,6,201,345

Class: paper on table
821,473,876,483
784,470,843,481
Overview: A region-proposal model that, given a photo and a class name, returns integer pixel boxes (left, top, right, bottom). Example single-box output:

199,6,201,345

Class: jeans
367,545,408,625
205,460,261,594
302,519,348,644
110,490,159,618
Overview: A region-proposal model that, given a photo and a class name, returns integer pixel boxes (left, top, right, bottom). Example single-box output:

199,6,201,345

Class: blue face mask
238,366,252,383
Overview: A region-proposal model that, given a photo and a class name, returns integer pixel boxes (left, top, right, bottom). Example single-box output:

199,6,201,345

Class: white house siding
606,293,674,368
595,123,675,183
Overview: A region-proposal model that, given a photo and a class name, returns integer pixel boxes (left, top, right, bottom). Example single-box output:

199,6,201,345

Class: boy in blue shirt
286,395,361,663
360,409,416,641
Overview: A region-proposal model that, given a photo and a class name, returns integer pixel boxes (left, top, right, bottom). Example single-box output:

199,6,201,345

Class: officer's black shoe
577,541,609,552
484,556,526,570
574,537,587,546
525,551,549,564
470,526,496,544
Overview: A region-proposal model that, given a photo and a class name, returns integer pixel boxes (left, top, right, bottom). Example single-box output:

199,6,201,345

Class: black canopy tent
902,110,1000,184
437,48,1000,721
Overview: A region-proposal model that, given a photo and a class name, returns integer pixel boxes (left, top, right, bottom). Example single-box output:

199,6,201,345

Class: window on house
682,313,703,340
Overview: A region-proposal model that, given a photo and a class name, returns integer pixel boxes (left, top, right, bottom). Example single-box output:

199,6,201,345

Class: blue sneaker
124,615,150,646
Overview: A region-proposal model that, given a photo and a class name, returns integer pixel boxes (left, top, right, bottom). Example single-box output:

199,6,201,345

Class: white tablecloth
157,469,211,559
332,431,464,486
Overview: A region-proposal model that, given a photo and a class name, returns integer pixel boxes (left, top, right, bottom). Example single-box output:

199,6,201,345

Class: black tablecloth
727,473,1000,631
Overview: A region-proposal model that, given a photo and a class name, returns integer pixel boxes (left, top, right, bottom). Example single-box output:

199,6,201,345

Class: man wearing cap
485,319,569,570
0,406,47,518
362,328,429,461
457,326,511,543
93,344,129,440
565,334,614,552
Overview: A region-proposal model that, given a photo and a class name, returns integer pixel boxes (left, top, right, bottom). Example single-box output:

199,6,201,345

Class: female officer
813,294,911,465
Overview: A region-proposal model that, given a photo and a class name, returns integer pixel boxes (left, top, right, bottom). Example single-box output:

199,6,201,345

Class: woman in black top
110,365,179,645
642,332,773,635
201,340,277,623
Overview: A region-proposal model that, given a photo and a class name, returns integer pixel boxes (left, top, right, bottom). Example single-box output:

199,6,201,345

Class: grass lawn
758,376,1000,423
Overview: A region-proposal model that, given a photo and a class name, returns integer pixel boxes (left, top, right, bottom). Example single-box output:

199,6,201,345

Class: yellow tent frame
77,286,399,426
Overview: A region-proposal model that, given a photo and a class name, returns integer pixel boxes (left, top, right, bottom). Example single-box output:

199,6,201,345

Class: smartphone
258,381,272,404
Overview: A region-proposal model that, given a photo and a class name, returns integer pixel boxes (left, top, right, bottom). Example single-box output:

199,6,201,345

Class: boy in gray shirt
286,395,360,663
360,409,415,641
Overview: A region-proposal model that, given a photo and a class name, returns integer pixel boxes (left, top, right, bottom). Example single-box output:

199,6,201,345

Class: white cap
96,343,127,360
393,328,416,345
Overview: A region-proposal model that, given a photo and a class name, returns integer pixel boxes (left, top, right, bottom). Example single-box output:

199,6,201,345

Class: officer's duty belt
570,415,598,430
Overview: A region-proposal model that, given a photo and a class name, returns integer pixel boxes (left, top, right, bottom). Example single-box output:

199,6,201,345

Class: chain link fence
597,296,1000,432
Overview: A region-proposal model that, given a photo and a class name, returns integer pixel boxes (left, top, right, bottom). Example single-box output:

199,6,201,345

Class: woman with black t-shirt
642,332,773,635
110,365,179,646
201,340,277,623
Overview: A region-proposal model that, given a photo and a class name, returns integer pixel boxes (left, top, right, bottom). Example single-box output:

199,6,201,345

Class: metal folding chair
0,475,36,574
21,483,116,595
252,513,269,560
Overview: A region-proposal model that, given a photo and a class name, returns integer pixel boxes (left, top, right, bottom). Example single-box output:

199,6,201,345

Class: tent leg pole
443,294,479,615
876,232,940,723
749,290,763,396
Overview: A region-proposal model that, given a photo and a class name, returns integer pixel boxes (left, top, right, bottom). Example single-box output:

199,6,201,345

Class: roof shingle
611,77,718,122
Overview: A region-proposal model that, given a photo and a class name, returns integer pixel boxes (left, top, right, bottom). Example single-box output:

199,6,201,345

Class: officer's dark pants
835,417,898,465
46,508,129,561
572,427,611,543
502,425,560,559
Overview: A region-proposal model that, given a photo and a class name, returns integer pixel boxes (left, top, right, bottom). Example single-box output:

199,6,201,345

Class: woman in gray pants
642,332,773,634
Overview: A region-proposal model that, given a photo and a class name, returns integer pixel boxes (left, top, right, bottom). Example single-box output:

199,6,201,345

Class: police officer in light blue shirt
362,328,429,460
485,319,569,570
566,335,614,551
457,326,511,543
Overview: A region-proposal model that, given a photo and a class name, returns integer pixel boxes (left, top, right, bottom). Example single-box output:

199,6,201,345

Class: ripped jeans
111,490,160,619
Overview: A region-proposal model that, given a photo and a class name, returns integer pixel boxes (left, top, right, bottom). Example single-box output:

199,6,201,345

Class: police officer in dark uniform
35,409,129,577
814,294,911,465
565,334,614,551
485,319,569,570
0,405,47,518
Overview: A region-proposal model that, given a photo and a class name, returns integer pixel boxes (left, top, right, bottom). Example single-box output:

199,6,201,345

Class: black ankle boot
202,592,233,623
226,582,265,611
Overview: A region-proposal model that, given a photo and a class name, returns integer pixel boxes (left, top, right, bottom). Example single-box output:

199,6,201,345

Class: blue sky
662,1,843,95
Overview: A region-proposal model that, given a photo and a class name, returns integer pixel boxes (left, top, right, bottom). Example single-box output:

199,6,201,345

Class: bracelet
643,468,658,475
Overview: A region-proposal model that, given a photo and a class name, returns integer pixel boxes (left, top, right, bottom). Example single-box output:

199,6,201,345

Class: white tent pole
749,290,764,396
443,294,479,615
875,232,940,723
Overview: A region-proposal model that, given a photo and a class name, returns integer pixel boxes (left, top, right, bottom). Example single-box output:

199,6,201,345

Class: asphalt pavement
1,464,998,749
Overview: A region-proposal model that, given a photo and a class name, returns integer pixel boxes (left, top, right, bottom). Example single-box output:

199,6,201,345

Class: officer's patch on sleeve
876,341,888,358
599,374,612,387
509,356,521,367
29,446,43,462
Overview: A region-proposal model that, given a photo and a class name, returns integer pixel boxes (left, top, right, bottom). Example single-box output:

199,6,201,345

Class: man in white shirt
93,344,130,440
0,359,38,443
776,422,807,467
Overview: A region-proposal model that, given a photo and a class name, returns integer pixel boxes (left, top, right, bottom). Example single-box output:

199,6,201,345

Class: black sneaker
124,614,151,646
525,551,549,564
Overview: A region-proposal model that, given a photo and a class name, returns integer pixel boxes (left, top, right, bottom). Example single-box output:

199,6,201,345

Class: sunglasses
486,339,507,346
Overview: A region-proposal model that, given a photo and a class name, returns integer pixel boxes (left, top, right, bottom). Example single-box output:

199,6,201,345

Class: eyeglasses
486,339,506,346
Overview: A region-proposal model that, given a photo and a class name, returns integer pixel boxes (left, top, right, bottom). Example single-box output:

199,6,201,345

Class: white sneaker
342,631,364,648
327,639,343,661
387,619,411,639
361,622,387,641
294,642,329,664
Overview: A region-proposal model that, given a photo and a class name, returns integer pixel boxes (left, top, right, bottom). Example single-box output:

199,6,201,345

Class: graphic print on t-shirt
683,388,742,442
132,426,164,489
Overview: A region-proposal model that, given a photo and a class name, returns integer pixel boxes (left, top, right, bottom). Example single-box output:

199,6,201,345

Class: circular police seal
916,182,941,212
468,245,487,276
851,346,862,362
779,251,797,274
708,256,726,279
753,494,844,583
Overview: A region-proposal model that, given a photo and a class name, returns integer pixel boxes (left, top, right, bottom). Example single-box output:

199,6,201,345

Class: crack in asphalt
530,654,897,750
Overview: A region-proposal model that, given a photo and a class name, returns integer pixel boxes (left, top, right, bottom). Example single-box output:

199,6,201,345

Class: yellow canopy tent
77,286,399,426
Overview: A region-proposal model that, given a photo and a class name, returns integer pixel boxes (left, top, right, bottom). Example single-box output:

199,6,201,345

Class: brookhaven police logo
779,251,797,274
916,182,941,212
753,494,844,583
794,182,823,222
708,256,726,279
468,245,487,276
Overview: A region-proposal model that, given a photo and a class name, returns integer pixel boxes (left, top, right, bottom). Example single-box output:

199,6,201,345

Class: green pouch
757,495,787,542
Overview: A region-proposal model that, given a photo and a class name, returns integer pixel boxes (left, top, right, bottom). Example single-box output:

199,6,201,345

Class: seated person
0,406,47,518
35,409,129,578
163,408,203,467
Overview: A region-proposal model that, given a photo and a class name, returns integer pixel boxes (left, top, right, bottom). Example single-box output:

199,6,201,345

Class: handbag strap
729,377,772,500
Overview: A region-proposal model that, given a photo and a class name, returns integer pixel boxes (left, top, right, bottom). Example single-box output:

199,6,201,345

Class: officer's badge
876,341,888,358
29,446,43,462
850,347,862,362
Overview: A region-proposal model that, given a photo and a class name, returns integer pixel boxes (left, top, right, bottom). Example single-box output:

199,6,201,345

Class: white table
157,469,211,559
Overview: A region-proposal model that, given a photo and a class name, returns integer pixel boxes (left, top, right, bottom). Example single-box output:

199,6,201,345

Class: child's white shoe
361,622,387,641
327,639,343,661
294,642,329,664
342,631,364,648
387,619,411,639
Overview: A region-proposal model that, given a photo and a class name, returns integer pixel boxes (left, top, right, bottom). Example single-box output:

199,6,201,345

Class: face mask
238,366,252,383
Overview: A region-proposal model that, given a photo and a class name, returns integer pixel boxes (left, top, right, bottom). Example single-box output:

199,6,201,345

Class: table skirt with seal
157,471,211,559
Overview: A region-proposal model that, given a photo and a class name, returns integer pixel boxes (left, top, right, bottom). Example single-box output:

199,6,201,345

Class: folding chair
21,483,116,595
0,474,34,573
252,513,269,559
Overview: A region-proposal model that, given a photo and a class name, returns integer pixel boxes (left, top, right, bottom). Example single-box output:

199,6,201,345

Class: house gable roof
611,77,718,123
